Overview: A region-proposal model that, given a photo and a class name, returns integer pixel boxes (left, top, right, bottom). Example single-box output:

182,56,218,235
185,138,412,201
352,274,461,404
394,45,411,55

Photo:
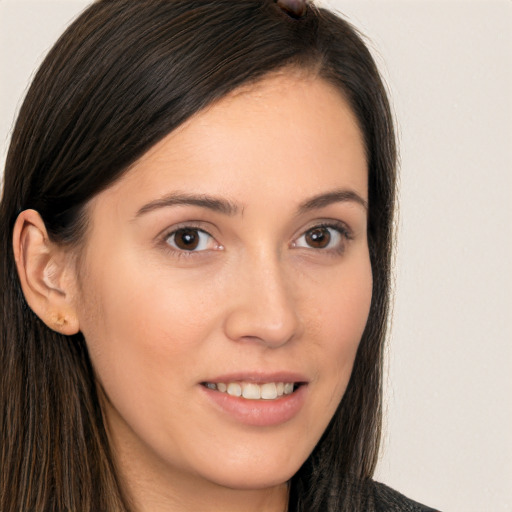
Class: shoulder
368,480,441,512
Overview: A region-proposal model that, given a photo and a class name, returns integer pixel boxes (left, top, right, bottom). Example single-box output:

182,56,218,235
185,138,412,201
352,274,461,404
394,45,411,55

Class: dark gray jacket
372,481,439,512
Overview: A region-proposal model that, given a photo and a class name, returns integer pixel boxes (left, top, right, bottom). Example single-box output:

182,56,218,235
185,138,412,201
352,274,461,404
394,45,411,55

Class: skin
14,72,372,512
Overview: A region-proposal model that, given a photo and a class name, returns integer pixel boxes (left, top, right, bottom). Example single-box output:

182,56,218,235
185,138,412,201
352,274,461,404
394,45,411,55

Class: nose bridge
223,246,300,347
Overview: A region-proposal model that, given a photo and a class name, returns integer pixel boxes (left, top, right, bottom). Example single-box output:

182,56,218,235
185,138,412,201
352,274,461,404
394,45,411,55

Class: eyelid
291,220,353,252
167,229,214,251
159,222,223,255
295,219,353,239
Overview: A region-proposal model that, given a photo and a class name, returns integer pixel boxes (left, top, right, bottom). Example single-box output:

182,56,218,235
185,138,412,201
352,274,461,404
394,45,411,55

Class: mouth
201,381,304,400
200,376,308,426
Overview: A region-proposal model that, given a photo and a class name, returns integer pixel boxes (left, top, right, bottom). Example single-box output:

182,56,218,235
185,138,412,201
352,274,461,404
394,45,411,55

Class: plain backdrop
1,1,511,511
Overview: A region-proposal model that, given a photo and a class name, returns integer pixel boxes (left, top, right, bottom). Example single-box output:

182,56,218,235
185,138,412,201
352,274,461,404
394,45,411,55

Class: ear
13,209,80,335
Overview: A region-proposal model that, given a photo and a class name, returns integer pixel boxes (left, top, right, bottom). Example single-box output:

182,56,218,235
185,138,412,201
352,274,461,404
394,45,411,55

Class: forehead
90,72,367,216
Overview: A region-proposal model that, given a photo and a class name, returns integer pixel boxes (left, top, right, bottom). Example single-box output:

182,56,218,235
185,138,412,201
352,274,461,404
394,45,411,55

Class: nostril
223,308,300,349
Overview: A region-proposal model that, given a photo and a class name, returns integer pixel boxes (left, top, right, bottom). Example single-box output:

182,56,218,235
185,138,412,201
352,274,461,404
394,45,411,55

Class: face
73,72,371,501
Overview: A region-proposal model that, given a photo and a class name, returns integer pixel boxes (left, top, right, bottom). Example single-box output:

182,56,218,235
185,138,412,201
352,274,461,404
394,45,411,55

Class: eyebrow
298,189,368,214
135,192,240,217
135,188,367,218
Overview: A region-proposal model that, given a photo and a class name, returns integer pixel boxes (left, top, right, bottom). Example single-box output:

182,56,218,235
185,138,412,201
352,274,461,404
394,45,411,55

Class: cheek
76,254,217,400
308,254,373,399
306,251,372,336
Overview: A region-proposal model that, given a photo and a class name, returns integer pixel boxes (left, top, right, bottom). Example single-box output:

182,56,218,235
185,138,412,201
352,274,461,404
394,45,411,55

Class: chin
225,436,319,490
191,446,306,491
206,467,296,491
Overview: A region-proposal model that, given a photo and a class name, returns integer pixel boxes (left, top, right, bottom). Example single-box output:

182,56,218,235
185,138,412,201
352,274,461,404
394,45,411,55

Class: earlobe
12,209,80,335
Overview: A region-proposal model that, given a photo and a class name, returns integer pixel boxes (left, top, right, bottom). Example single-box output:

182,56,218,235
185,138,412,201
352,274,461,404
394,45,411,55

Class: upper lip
202,371,308,384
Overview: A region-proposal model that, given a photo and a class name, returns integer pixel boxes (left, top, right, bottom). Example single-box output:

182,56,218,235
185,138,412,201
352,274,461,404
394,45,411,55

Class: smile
202,381,298,400
200,377,308,426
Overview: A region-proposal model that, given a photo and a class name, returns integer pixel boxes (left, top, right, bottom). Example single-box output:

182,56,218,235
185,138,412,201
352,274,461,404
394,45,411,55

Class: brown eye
305,228,331,249
305,227,331,249
293,224,347,252
167,228,214,251
174,229,200,250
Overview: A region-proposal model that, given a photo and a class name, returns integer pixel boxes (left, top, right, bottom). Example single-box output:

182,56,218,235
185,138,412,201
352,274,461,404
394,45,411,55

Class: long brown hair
0,1,396,510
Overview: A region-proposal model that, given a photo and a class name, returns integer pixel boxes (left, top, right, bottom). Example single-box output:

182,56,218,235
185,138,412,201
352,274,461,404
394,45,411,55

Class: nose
222,252,301,348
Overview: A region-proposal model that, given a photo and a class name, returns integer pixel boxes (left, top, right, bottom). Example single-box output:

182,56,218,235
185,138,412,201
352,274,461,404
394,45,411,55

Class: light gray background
1,1,511,511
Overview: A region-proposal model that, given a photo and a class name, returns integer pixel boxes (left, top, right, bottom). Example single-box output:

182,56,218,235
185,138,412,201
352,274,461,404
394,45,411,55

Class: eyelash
292,221,352,255
161,221,352,258
163,223,221,258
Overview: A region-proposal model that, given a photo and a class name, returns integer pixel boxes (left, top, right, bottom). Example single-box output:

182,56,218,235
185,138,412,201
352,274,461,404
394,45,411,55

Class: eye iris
174,228,200,250
305,227,331,248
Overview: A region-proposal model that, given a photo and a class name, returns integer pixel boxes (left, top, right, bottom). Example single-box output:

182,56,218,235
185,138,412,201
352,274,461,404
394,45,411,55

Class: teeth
205,381,297,400
242,383,261,399
227,383,242,397
261,383,278,400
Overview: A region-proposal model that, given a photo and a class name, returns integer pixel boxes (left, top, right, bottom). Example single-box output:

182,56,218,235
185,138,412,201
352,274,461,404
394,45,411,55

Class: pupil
175,229,199,250
306,227,330,248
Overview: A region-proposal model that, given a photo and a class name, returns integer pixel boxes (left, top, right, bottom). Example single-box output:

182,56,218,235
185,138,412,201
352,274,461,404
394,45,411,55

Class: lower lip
201,384,308,427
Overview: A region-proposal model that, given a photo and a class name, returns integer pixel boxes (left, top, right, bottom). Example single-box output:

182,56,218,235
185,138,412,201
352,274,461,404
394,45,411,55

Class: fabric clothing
372,481,439,512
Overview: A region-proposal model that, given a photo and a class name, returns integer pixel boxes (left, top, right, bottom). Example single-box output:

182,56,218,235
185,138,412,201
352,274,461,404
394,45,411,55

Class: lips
200,372,308,426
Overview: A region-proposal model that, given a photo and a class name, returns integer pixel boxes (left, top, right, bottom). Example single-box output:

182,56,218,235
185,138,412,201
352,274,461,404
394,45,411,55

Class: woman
0,1,437,510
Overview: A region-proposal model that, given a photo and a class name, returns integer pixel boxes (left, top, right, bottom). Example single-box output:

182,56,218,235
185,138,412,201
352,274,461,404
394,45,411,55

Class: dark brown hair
0,1,396,510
